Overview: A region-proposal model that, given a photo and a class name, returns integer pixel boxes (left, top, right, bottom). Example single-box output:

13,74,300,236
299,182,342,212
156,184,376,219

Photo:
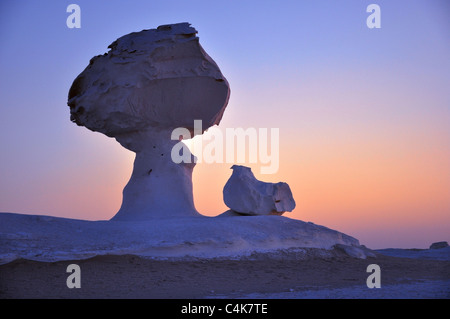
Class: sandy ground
1,252,449,299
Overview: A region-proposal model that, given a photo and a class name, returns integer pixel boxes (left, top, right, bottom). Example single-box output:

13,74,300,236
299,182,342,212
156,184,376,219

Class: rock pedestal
113,129,199,220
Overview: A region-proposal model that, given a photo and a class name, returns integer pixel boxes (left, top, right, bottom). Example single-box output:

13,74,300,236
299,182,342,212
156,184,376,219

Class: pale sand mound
0,212,374,264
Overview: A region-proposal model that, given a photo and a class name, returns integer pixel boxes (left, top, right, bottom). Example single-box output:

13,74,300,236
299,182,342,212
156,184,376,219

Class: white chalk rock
223,165,296,216
0,212,374,263
67,23,230,220
68,22,230,138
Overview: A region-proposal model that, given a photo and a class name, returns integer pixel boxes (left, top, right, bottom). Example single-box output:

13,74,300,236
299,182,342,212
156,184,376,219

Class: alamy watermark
66,264,81,288
171,120,279,174
366,264,381,288
66,4,380,31
366,4,381,29
66,4,81,28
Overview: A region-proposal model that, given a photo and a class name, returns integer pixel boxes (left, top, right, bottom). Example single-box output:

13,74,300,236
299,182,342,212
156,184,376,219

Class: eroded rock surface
223,165,296,216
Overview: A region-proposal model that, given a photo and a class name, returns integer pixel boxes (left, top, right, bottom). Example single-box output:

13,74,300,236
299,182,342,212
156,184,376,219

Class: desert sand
1,250,449,299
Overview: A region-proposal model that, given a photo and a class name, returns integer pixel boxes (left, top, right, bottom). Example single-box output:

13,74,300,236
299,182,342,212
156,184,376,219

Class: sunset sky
0,0,449,249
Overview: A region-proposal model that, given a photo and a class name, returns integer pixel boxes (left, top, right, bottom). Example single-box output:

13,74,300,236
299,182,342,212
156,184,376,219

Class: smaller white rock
223,165,296,216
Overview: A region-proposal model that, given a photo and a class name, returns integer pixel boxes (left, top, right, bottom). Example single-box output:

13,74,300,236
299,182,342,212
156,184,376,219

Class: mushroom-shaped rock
223,165,296,216
67,23,230,220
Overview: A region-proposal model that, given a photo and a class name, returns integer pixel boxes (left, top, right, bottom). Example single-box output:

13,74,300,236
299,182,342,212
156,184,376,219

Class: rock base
0,212,375,264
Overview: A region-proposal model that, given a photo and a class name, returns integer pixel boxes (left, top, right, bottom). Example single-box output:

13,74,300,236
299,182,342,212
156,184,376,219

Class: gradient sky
0,0,449,249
